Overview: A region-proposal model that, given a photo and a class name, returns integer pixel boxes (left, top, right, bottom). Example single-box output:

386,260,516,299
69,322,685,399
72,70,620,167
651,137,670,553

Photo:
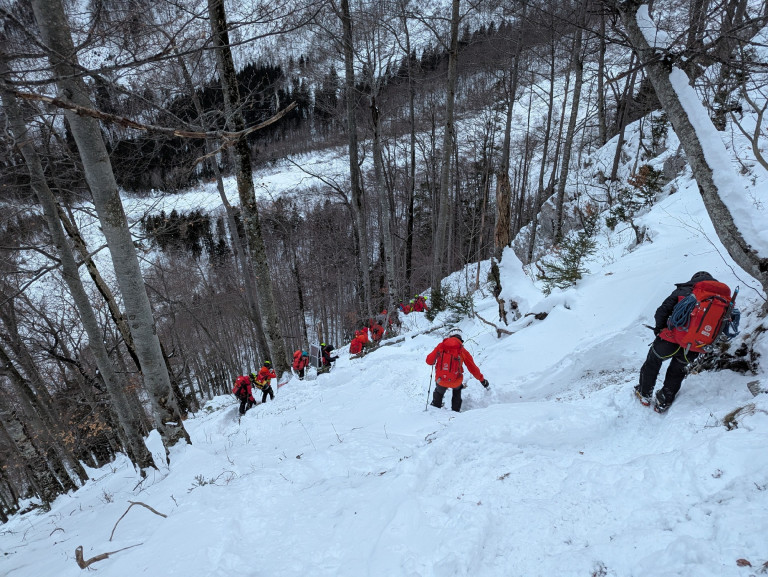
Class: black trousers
432,384,463,412
260,385,274,403
239,398,255,415
638,337,699,402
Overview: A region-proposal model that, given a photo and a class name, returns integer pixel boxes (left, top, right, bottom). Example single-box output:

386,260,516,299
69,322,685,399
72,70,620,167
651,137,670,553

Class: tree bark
0,75,157,471
0,398,60,508
494,13,524,260
432,0,461,290
207,0,289,374
555,2,587,242
371,96,398,319
527,44,556,263
29,0,190,459
339,0,373,319
173,49,270,360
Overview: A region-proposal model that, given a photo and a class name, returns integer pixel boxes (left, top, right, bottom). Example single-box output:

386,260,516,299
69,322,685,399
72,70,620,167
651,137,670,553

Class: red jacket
233,375,255,402
369,323,384,341
253,366,277,389
425,337,484,389
350,337,365,354
292,351,309,371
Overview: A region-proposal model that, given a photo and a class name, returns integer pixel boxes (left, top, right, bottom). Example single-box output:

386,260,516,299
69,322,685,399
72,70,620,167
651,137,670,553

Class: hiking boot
430,401,443,409
653,391,673,413
634,385,652,407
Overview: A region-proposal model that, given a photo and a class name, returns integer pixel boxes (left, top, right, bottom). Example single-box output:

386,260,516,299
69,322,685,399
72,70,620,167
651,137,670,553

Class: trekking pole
425,365,434,412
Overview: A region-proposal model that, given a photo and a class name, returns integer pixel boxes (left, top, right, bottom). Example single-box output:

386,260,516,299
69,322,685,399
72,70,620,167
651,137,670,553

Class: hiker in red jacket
349,328,369,355
426,330,489,412
413,294,428,312
233,374,256,415
634,271,735,413
292,350,310,379
253,360,277,403
369,320,384,342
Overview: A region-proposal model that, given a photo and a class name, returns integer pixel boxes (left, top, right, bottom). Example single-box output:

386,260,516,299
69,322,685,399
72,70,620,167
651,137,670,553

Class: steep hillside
2,130,767,575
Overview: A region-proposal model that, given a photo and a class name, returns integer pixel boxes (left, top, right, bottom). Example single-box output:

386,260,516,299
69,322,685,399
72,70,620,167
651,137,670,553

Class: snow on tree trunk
618,2,768,296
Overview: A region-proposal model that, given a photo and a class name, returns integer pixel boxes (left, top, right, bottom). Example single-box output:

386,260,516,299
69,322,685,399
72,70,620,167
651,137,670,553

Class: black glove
653,326,662,337
481,379,490,389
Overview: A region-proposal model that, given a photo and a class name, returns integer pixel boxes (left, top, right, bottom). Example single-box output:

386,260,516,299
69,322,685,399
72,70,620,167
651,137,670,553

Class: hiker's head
691,271,713,283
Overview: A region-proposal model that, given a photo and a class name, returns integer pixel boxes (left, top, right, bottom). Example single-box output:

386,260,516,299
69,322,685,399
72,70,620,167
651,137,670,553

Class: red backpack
435,340,463,384
232,375,250,399
661,280,735,352
292,350,302,370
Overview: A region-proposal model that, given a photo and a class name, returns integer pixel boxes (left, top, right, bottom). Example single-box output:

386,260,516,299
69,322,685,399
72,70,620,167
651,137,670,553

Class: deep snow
3,8,768,573
2,169,767,576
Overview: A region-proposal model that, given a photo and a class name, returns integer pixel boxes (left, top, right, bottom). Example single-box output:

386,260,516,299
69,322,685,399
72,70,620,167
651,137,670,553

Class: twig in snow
109,501,167,542
75,543,142,569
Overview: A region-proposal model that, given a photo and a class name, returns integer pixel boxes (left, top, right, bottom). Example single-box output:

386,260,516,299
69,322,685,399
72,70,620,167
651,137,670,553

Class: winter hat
449,328,463,342
302,351,308,357
691,271,712,282
263,360,272,367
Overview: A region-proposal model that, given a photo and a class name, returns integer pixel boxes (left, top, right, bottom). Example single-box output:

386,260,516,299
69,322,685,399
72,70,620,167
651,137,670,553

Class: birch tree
0,68,156,471
29,0,190,459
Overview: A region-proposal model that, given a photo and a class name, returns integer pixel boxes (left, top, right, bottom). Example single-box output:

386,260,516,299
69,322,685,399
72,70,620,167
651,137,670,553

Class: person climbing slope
253,360,277,403
426,329,489,412
635,271,738,413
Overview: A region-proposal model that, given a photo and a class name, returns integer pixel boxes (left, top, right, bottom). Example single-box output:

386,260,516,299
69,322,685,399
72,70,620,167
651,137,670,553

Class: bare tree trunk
527,45,556,263
57,207,141,370
432,0,461,290
609,55,638,182
207,0,288,374
555,2,587,242
0,77,157,471
597,8,608,146
0,399,60,508
173,49,270,360
494,16,524,260
339,0,373,319
401,4,417,295
29,0,190,459
615,0,768,295
371,97,399,318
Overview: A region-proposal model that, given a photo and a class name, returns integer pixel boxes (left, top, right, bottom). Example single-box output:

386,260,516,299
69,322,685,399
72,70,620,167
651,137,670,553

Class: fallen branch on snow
75,543,142,569
474,312,513,337
109,501,167,542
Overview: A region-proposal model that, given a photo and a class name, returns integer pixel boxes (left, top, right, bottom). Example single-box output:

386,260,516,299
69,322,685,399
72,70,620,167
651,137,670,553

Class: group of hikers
349,316,386,355
234,271,739,417
399,294,428,315
232,360,278,415
423,270,739,414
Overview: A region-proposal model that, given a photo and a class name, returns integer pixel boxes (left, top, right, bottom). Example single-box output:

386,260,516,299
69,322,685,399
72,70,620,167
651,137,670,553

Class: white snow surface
2,174,768,576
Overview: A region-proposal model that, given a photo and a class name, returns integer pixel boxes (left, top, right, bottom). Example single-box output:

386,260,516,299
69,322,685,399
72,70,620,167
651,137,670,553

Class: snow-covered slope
2,158,767,576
